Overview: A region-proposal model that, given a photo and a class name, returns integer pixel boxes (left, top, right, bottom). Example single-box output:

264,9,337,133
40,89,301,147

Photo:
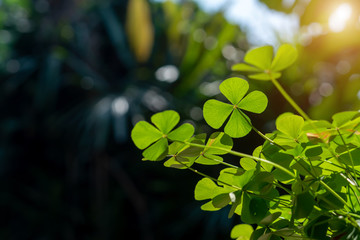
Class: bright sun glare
328,3,352,32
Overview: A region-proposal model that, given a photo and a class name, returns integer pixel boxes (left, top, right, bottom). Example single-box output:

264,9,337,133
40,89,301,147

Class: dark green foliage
1,0,247,239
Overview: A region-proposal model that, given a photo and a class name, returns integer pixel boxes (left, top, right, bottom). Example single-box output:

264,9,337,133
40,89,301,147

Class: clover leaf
232,44,297,80
131,110,194,161
194,132,233,165
273,112,306,149
203,77,268,138
164,134,206,169
230,224,253,240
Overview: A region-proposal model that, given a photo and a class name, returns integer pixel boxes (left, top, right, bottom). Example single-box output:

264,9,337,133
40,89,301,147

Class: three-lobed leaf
219,77,249,105
131,110,194,161
232,43,297,80
203,77,268,138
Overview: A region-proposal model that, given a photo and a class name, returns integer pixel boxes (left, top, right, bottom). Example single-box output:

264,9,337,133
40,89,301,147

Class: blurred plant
0,0,247,239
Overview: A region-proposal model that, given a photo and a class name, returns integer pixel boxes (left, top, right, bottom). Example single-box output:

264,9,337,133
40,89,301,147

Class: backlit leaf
225,110,252,138
244,45,273,70
332,111,360,127
205,132,233,155
167,123,194,141
151,110,179,134
230,224,253,239
232,63,260,72
238,90,268,113
131,121,162,149
194,178,225,200
218,168,254,189
203,99,233,129
276,113,304,139
248,72,282,80
142,137,168,161
196,154,223,165
219,77,249,105
240,158,257,170
271,44,297,72
201,201,222,211
164,156,193,169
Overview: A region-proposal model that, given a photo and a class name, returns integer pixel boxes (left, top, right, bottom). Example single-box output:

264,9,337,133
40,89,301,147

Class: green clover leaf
230,224,253,240
164,134,206,169
232,44,297,80
273,112,305,149
131,110,194,161
203,77,268,138
195,132,233,165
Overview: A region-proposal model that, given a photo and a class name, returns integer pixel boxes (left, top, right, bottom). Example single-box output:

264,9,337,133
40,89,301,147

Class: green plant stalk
182,140,354,210
201,155,240,169
336,129,360,208
319,180,350,208
268,74,358,209
183,140,296,178
269,76,311,122
348,185,356,211
237,109,286,150
336,128,358,186
174,159,292,206
174,159,242,191
268,74,344,166
274,182,293,196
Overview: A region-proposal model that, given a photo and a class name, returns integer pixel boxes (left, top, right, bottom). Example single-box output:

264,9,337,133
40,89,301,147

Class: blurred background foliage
1,0,360,239
261,0,360,119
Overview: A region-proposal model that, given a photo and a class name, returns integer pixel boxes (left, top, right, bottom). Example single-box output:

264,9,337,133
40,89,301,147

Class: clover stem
269,75,311,122
174,159,242,191
319,180,351,209
237,109,285,150
183,141,296,178
182,140,354,210
336,128,358,186
269,74,360,180
251,125,286,151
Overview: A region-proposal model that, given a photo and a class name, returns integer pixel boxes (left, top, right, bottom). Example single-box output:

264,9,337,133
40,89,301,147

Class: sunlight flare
328,3,352,32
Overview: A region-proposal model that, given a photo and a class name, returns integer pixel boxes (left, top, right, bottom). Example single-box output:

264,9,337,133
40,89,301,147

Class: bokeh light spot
193,28,206,42
199,80,221,96
112,97,129,115
204,36,217,50
142,90,168,111
190,107,203,121
155,65,179,83
319,82,334,97
336,60,351,75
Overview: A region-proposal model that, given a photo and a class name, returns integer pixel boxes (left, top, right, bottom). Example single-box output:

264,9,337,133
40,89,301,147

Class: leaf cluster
131,44,360,239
